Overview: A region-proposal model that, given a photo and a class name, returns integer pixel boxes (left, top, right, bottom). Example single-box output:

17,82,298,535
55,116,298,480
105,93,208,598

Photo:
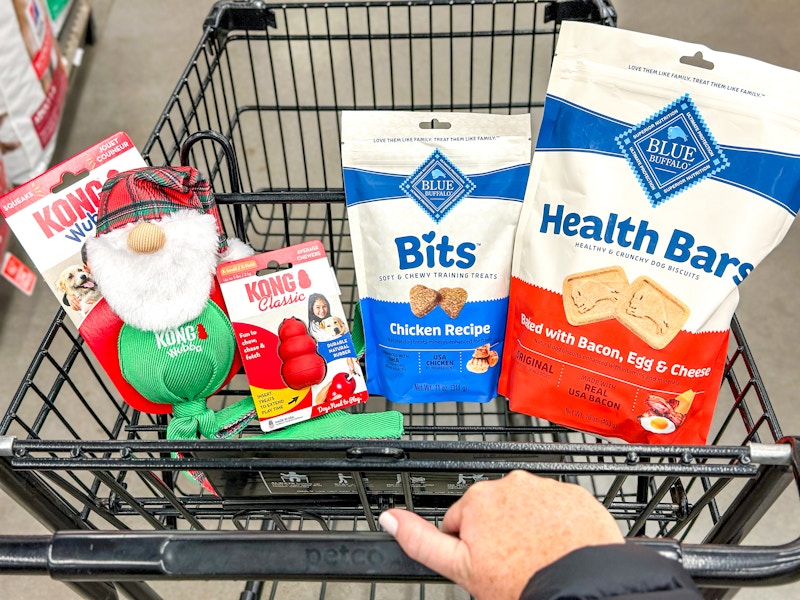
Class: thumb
380,509,468,585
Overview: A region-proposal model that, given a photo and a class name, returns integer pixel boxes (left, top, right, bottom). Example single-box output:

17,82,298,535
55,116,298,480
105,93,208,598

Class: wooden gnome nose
126,221,166,253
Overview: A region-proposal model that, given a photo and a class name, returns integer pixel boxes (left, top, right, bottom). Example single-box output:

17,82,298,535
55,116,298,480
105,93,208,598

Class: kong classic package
499,22,800,443
342,112,531,403
218,240,368,431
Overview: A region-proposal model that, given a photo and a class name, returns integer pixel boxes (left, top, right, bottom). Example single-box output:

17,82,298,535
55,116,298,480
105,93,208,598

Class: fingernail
379,511,398,536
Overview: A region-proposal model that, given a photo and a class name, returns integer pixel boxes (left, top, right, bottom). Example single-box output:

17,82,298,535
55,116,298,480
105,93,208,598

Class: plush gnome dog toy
84,165,404,446
84,166,254,439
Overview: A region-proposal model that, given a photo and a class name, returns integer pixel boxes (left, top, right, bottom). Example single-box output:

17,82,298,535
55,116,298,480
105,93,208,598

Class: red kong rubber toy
278,317,326,389
325,372,357,403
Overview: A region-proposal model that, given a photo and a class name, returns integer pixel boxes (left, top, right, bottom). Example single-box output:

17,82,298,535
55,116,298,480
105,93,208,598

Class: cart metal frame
1,1,799,599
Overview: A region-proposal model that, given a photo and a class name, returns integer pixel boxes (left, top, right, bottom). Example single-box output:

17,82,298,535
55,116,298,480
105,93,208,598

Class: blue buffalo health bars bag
342,112,531,402
500,22,800,444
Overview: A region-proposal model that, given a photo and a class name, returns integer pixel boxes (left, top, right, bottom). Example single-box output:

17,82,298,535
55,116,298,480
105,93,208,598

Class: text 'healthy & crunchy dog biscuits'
343,112,531,403
500,23,800,444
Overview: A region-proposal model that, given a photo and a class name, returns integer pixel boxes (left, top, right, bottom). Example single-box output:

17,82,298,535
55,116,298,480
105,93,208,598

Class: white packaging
0,0,68,185
343,111,531,403
500,22,800,443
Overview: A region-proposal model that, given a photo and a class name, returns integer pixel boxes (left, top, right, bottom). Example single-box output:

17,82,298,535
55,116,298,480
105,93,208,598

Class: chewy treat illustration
438,287,468,318
409,284,441,317
466,343,499,374
638,389,695,434
563,266,628,326
277,317,326,389
409,284,469,319
615,276,690,350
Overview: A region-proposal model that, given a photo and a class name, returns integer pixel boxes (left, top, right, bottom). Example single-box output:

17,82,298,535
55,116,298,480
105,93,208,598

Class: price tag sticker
2,251,37,295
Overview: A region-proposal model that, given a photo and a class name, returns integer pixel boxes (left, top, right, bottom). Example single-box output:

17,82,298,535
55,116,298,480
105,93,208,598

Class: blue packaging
342,112,531,402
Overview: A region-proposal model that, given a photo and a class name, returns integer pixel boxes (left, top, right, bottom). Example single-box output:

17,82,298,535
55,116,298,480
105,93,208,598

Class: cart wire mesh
1,1,799,599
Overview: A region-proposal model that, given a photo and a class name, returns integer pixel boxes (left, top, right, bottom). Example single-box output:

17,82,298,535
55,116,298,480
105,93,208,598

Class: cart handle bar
0,531,799,588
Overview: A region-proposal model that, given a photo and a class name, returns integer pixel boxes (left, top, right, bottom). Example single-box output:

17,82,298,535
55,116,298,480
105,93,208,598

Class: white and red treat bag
342,111,531,404
499,22,800,444
0,0,67,185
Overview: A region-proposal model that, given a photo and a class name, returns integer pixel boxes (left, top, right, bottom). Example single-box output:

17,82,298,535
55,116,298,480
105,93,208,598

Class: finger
441,494,465,535
443,474,498,534
380,508,469,584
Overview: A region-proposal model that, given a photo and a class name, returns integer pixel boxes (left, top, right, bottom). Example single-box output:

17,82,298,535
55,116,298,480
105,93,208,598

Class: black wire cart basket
1,1,799,599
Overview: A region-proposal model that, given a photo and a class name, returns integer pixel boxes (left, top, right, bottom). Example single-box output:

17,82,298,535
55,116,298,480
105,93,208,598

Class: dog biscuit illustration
626,286,669,334
571,279,623,313
614,276,689,349
563,266,629,326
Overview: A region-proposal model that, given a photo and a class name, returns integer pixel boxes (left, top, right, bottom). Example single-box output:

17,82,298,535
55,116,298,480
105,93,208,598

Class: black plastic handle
179,129,246,239
1,531,800,588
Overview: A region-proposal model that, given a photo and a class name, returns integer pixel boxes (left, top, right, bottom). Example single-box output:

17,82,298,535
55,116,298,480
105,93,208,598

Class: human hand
379,470,624,600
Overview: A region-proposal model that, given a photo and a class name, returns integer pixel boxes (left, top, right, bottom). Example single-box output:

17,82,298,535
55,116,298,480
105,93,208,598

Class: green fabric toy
85,166,404,446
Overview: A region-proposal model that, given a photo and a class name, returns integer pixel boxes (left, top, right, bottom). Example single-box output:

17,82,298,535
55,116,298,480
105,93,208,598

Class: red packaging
218,240,368,432
0,133,176,413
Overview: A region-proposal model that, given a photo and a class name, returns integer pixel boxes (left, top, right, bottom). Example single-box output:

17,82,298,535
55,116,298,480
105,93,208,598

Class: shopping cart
1,1,799,599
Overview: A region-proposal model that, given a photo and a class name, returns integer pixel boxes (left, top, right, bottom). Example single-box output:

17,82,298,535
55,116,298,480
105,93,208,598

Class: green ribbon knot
168,398,219,440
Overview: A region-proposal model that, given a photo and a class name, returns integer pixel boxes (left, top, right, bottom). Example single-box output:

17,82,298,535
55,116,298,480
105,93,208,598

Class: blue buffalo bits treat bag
342,112,531,402
500,22,800,444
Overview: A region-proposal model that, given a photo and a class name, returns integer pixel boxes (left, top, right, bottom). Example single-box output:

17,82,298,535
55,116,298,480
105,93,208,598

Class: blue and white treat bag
342,112,531,403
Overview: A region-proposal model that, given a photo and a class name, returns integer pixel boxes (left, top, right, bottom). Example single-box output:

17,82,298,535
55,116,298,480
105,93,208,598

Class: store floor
1,1,799,598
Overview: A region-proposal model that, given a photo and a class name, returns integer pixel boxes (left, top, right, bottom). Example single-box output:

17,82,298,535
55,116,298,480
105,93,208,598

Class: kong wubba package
218,241,368,432
499,23,800,444
0,133,178,414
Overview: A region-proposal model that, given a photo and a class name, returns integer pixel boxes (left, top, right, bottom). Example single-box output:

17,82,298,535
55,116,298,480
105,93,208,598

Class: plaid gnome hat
95,166,228,252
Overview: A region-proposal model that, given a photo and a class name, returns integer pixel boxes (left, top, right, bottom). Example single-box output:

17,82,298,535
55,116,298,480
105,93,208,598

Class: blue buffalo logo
400,149,475,222
616,94,728,207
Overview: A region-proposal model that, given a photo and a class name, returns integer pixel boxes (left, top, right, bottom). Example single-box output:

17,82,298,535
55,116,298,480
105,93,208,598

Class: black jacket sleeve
520,543,703,600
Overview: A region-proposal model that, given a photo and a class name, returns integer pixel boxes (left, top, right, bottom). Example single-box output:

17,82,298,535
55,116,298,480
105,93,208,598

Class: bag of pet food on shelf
0,0,68,185
499,22,800,444
342,112,531,403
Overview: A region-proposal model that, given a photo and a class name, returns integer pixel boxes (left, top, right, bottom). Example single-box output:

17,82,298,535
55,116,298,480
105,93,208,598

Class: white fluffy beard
85,211,220,332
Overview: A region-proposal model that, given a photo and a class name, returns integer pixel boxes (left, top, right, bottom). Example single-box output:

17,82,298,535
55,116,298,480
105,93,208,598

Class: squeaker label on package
217,241,368,432
500,22,800,443
342,112,531,403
